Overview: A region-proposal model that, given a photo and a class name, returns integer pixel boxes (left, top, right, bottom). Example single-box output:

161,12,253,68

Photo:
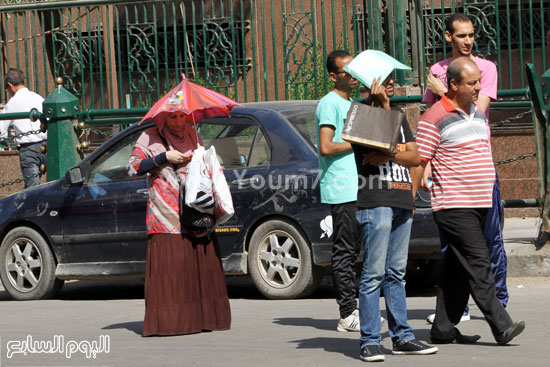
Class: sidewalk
503,217,550,276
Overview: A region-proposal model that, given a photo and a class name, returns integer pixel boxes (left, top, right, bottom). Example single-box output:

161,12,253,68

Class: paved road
0,276,548,367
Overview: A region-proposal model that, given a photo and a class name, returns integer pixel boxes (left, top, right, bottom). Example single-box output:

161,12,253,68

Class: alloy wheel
4,237,43,293
256,230,302,289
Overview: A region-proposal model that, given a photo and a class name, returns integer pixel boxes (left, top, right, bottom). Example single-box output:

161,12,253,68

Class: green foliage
197,122,224,141
287,41,352,100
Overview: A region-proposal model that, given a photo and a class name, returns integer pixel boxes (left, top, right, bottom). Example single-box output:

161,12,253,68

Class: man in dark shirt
353,75,438,362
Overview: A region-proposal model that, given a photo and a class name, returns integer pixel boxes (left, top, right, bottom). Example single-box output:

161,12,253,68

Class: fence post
408,0,425,86
526,63,550,246
366,0,383,51
387,0,409,85
42,77,83,181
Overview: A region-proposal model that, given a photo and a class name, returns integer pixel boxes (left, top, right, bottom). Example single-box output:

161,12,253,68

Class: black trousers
431,208,513,340
331,201,360,319
19,141,46,188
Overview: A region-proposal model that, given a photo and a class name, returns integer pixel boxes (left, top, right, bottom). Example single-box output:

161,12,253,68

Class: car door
60,127,148,265
199,117,270,258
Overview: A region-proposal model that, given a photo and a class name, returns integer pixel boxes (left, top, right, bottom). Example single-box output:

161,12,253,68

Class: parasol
140,74,242,126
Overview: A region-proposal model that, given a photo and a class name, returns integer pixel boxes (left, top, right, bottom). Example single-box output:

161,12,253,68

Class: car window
86,129,143,184
199,119,271,169
248,130,270,167
242,101,318,149
277,106,318,148
283,111,317,147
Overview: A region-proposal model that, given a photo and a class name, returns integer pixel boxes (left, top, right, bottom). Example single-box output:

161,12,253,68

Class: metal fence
0,0,548,109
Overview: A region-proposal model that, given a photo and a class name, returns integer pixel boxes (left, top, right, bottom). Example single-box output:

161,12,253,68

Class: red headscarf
134,117,200,172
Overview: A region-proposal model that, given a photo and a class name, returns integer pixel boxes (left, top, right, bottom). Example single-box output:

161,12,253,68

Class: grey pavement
0,217,548,367
0,277,548,367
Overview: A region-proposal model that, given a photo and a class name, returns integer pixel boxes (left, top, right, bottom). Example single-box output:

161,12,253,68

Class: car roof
243,100,318,109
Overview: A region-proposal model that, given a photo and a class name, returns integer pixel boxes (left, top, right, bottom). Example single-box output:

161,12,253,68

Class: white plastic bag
185,145,234,224
204,145,234,224
184,146,215,214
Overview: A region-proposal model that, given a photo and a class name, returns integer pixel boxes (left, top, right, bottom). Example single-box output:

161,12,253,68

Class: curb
503,218,550,277
505,242,550,277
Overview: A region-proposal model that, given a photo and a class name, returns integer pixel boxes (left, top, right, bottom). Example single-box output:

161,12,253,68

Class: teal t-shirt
316,91,358,204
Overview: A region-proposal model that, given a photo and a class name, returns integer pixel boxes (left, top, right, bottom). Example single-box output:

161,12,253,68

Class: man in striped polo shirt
422,14,509,326
416,57,524,346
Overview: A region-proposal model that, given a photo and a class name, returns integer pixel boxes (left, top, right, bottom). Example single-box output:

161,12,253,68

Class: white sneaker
426,311,470,324
337,309,360,332
381,316,385,325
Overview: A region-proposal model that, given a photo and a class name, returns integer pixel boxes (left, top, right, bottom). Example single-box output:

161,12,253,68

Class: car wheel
0,227,64,300
248,219,322,299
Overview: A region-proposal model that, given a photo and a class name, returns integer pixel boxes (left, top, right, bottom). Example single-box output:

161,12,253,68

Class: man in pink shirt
422,14,509,325
422,13,497,114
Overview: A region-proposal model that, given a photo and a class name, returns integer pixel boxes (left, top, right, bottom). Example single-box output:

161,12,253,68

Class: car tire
248,219,322,299
0,227,64,300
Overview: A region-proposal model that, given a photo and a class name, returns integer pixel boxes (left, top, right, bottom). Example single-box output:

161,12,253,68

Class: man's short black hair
5,69,25,87
445,13,474,34
326,50,351,74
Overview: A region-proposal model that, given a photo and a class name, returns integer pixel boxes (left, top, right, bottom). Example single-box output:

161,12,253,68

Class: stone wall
0,151,28,198
0,151,48,198
492,130,539,218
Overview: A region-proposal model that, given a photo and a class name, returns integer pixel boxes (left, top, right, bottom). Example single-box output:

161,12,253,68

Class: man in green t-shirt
316,50,360,332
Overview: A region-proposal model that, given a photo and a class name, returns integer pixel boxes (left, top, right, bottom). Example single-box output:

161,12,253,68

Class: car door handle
231,177,260,187
136,188,149,196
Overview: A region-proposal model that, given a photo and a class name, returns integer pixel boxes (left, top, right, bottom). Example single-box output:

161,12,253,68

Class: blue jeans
356,207,415,347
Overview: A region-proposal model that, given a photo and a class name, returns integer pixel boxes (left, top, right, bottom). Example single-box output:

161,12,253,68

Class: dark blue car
0,101,440,300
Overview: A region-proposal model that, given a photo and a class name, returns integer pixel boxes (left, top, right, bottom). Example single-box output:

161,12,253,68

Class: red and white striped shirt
416,95,495,211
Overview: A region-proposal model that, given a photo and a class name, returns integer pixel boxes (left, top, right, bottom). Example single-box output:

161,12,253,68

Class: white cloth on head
1,87,47,145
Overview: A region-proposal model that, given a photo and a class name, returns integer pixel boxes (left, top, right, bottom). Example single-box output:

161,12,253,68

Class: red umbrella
140,74,242,125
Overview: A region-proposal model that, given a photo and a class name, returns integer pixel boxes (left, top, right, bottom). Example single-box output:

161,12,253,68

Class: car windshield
244,101,318,148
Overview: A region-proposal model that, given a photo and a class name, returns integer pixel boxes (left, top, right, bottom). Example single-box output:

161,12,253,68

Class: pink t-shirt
422,56,498,104
422,56,498,144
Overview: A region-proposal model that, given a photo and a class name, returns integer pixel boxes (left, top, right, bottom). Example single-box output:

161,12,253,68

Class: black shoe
495,321,525,345
360,344,385,362
431,328,481,344
392,339,438,355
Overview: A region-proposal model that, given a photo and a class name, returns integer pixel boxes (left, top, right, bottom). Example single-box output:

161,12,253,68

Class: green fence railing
0,0,548,107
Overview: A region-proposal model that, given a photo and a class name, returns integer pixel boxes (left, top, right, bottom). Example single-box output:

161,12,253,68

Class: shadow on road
504,237,536,244
290,336,358,360
273,309,439,333
54,279,145,300
0,275,436,301
274,317,336,331
103,321,143,335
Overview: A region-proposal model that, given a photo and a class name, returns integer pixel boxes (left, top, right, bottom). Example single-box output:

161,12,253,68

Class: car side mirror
67,166,84,185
